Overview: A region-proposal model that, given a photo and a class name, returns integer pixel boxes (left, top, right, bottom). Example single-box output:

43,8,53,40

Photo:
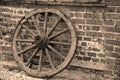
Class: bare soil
0,60,91,80
0,60,113,80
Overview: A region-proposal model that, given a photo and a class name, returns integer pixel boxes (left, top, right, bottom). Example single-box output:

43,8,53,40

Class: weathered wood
12,8,77,78
3,65,21,72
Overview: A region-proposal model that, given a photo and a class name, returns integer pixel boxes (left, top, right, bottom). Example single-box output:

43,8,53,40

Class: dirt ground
0,60,113,80
0,60,93,80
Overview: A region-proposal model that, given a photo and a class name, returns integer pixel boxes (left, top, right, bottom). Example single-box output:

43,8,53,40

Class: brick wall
0,5,33,61
0,0,120,79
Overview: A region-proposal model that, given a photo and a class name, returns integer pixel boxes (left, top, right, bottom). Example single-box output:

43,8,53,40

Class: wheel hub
34,35,49,49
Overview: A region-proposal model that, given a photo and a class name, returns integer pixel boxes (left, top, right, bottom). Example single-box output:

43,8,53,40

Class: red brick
76,25,83,30
75,55,82,60
106,52,120,58
83,26,91,30
77,36,83,40
70,7,85,12
116,21,120,26
115,27,120,33
84,37,91,41
74,12,83,18
105,39,120,46
81,42,87,46
71,19,85,24
104,45,114,51
92,13,102,20
114,34,120,40
115,47,120,53
85,7,103,13
117,7,120,13
87,52,96,57
103,20,115,26
92,48,100,51
86,31,103,37
79,51,86,55
83,13,91,18
91,58,99,62
70,12,74,17
77,46,82,50
104,7,116,13
83,56,91,61
76,31,85,36
104,26,120,33
104,32,114,39
86,19,102,25
104,26,115,32
105,0,120,6
98,54,105,57
91,26,101,31
103,13,120,20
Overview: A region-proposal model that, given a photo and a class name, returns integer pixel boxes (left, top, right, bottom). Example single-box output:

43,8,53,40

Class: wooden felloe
12,8,77,78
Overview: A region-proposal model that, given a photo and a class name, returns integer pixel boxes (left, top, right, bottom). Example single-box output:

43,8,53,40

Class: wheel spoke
21,18,27,24
21,54,24,61
16,39,34,43
48,45,65,59
31,15,41,35
44,12,48,34
50,41,71,45
36,14,41,25
49,28,69,39
38,50,43,71
18,44,36,55
22,25,36,37
26,48,40,66
19,43,24,61
28,63,32,68
16,25,23,38
47,17,61,36
45,48,55,69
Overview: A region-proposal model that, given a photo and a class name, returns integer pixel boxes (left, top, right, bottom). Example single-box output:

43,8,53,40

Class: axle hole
37,38,40,40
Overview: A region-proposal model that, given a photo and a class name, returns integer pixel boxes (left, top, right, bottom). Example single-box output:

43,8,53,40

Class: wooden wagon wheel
12,8,77,78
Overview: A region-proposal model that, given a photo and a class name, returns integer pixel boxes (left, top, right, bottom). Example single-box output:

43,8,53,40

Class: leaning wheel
12,8,77,78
